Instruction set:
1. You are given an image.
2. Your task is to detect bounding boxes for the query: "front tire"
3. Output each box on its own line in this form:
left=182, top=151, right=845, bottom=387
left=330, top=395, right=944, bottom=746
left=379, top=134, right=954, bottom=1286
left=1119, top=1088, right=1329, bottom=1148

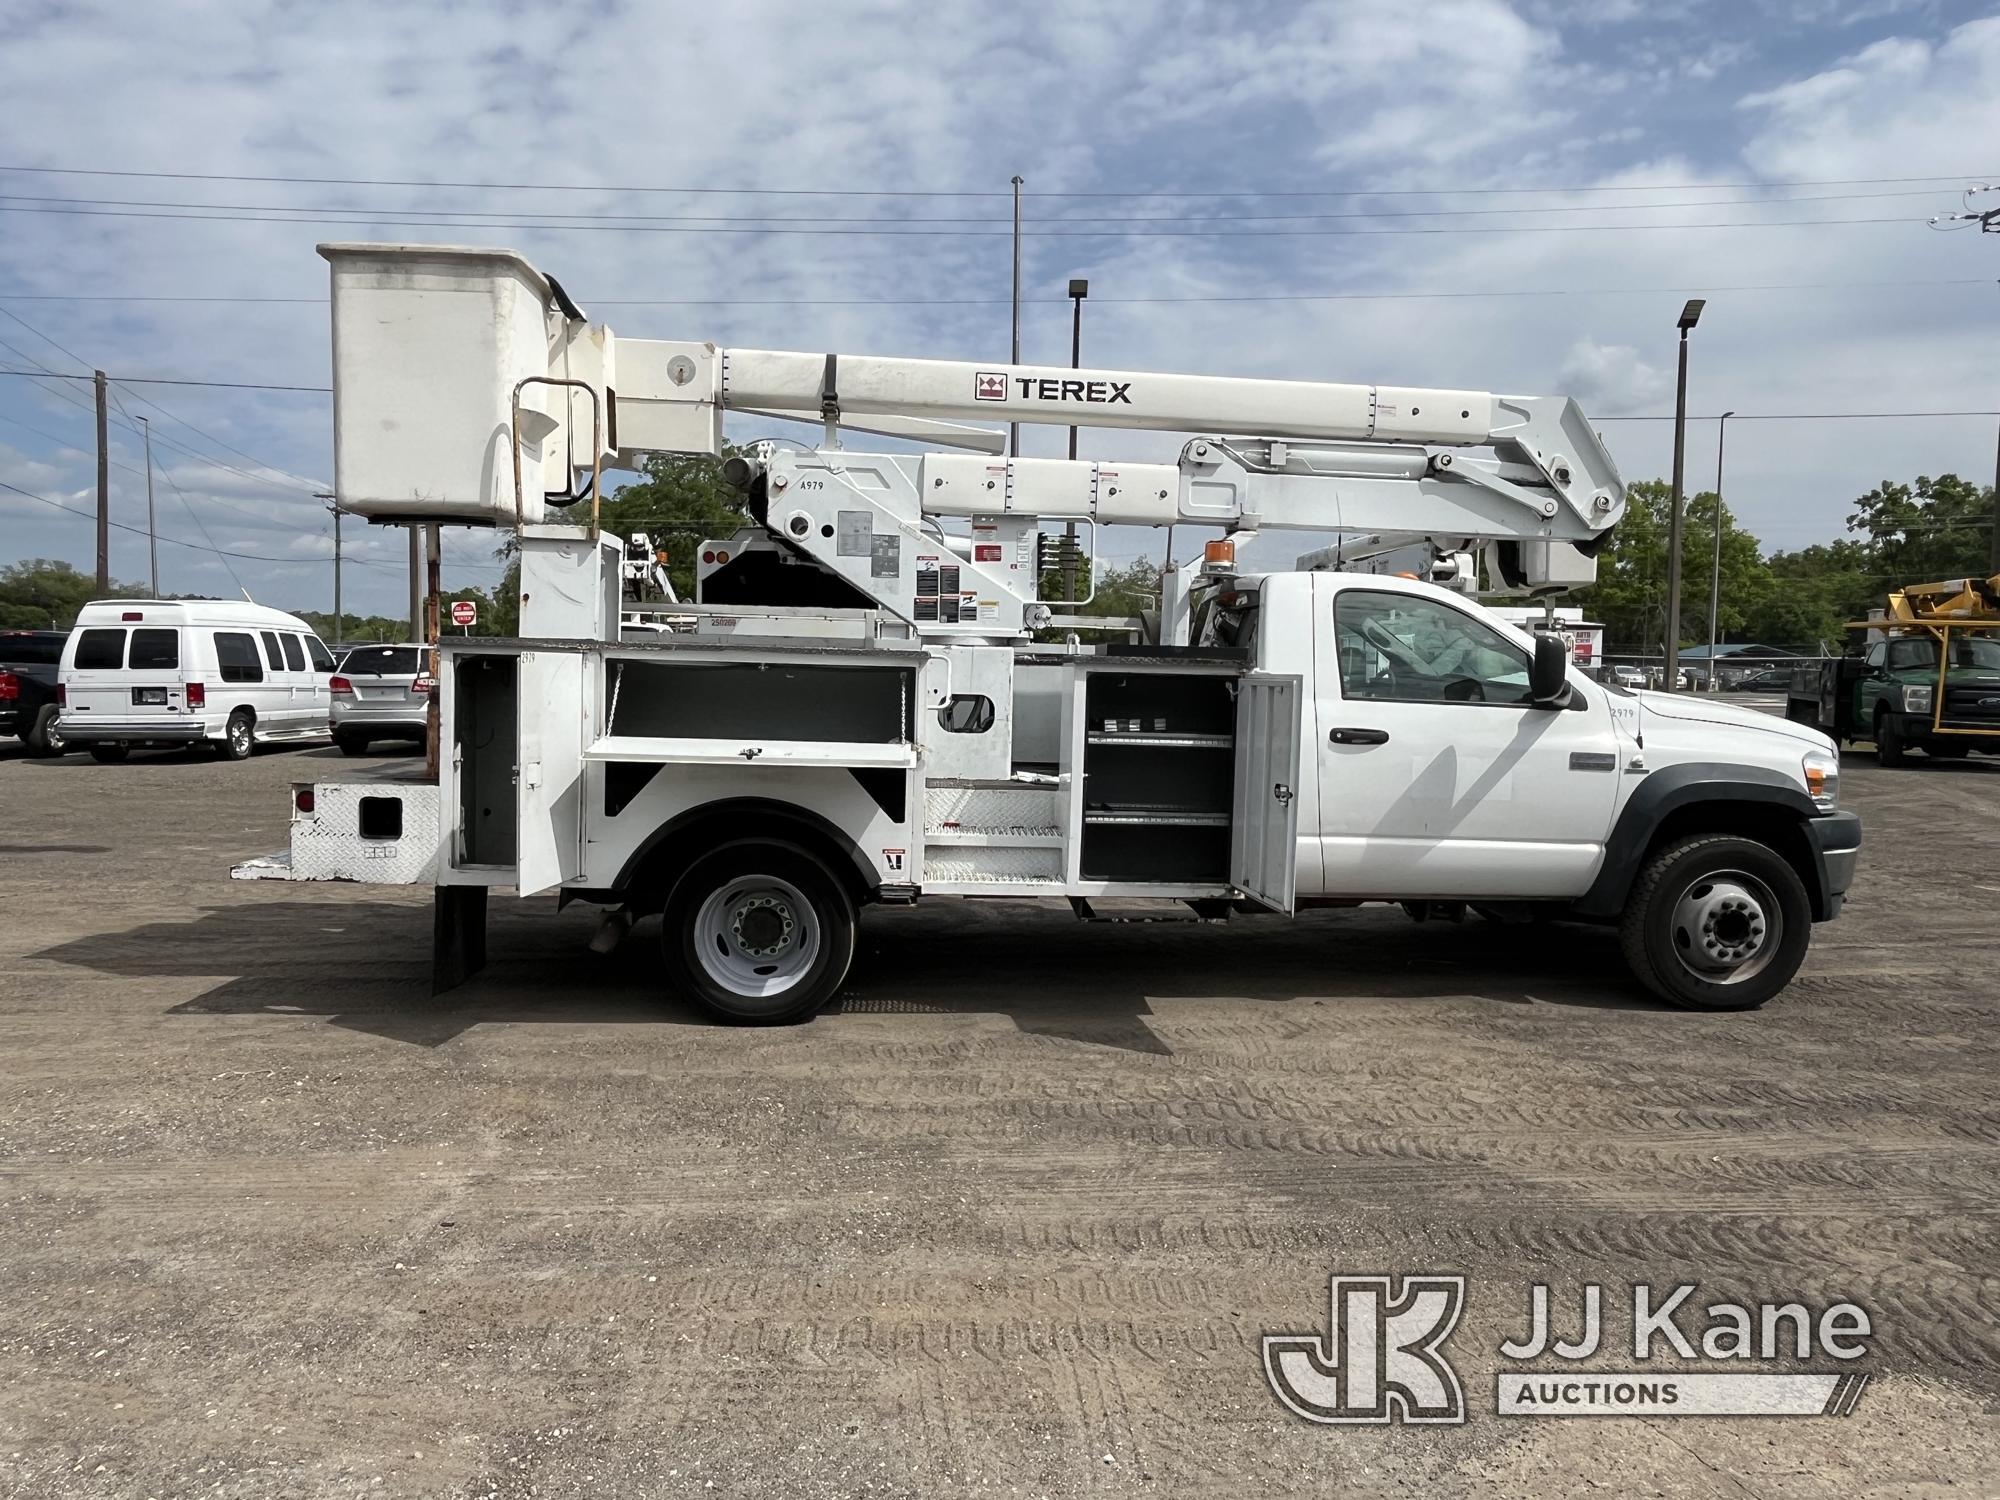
left=24, top=703, right=66, bottom=756
left=660, top=840, right=857, bottom=1024
left=220, top=710, right=255, bottom=761
left=1620, top=834, right=1813, bottom=1011
left=1874, top=709, right=1907, bottom=767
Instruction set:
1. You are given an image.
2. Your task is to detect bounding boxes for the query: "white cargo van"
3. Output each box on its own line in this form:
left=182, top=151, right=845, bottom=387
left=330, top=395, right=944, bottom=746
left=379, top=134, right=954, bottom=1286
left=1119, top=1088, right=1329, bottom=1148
left=58, top=600, right=337, bottom=761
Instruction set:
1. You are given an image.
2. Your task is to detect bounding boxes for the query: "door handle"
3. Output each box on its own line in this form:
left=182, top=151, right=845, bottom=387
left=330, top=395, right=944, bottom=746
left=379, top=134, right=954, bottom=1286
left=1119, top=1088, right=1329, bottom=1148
left=1329, top=726, right=1390, bottom=745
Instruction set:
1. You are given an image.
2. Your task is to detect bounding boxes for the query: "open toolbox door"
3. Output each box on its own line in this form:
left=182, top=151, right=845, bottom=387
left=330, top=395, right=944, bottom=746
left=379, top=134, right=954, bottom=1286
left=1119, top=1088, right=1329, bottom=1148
left=1231, top=673, right=1302, bottom=913
left=516, top=650, right=588, bottom=895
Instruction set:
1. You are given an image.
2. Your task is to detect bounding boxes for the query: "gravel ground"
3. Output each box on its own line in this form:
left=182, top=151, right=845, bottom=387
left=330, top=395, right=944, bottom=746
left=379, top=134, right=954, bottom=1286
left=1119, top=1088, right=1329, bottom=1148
left=1, top=736, right=1996, bottom=1498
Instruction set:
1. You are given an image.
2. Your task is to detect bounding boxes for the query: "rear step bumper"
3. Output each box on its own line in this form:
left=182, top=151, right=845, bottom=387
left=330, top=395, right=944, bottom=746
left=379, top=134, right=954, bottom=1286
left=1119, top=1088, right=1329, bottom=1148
left=58, top=717, right=209, bottom=744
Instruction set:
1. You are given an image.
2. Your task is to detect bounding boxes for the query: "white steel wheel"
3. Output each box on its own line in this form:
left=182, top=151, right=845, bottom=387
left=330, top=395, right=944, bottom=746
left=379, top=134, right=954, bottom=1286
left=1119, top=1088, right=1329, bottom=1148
left=1666, top=869, right=1781, bottom=986
left=662, top=841, right=857, bottom=1024
left=693, top=875, right=823, bottom=998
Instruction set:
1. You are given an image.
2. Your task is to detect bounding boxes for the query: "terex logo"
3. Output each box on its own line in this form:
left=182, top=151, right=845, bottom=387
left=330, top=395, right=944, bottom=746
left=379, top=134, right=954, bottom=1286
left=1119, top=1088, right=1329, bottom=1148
left=1015, top=376, right=1133, bottom=405
left=1264, top=1275, right=1466, bottom=1425
left=973, top=371, right=1008, bottom=401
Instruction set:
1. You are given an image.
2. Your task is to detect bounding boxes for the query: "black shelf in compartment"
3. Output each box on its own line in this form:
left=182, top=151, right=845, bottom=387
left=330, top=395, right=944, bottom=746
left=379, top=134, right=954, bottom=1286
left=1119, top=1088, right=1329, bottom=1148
left=1085, top=732, right=1232, bottom=749
left=1084, top=671, right=1235, bottom=742
left=1080, top=822, right=1231, bottom=883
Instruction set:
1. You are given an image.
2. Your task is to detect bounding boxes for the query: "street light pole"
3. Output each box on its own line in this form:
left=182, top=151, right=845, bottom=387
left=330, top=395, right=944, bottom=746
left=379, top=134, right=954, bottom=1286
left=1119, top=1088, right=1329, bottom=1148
left=1008, top=175, right=1023, bottom=460
left=1063, top=278, right=1088, bottom=602
left=1662, top=298, right=1705, bottom=693
left=1705, top=410, right=1734, bottom=692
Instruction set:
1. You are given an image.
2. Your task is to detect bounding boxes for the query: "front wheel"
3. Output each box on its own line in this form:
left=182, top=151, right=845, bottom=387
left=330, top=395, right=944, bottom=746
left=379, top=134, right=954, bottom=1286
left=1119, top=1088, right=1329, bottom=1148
left=1874, top=710, right=1907, bottom=767
left=1620, top=835, right=1813, bottom=1011
left=661, top=840, right=857, bottom=1024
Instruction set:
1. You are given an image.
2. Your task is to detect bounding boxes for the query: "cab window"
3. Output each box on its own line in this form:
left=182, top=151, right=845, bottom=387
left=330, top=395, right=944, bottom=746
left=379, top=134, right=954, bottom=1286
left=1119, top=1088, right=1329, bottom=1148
left=304, top=636, right=336, bottom=672
left=1335, top=591, right=1531, bottom=704
left=1863, top=642, right=1886, bottom=670
left=1886, top=639, right=1938, bottom=672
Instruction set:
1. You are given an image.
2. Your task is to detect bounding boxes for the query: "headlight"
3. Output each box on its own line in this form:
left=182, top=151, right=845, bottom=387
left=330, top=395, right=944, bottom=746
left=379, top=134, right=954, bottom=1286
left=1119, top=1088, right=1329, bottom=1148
left=1802, top=748, right=1839, bottom=812
left=1901, top=684, right=1933, bottom=714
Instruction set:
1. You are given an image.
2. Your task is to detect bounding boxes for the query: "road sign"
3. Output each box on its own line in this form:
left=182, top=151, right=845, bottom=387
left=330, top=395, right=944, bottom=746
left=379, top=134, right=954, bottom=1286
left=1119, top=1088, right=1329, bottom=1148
left=450, top=599, right=477, bottom=628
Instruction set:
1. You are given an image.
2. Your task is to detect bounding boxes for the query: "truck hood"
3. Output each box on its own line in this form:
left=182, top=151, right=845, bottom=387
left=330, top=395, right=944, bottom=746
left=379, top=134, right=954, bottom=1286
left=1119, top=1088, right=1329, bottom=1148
left=1632, top=689, right=1830, bottom=750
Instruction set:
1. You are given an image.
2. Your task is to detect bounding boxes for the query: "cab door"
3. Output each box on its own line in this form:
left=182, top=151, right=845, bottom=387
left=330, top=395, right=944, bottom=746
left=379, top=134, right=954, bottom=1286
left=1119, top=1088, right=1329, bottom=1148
left=1231, top=674, right=1302, bottom=912
left=1312, top=583, right=1621, bottom=899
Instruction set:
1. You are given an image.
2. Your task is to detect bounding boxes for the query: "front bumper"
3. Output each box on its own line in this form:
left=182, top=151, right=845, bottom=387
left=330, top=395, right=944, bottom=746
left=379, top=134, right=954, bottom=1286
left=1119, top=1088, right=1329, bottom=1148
left=1808, top=810, right=1862, bottom=920
left=1885, top=712, right=2000, bottom=746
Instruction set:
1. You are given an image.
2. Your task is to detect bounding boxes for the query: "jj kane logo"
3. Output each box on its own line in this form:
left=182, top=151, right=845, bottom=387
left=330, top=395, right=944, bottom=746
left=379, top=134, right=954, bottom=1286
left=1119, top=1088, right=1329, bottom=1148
left=1265, top=1275, right=1874, bottom=1425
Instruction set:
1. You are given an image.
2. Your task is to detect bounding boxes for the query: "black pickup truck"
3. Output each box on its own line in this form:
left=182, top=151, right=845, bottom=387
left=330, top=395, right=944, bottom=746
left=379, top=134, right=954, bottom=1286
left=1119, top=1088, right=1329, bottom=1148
left=0, top=629, right=69, bottom=756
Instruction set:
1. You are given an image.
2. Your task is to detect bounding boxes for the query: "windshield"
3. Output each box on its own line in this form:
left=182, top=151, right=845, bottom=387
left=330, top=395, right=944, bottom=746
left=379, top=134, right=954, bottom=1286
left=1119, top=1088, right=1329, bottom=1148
left=1886, top=635, right=2000, bottom=673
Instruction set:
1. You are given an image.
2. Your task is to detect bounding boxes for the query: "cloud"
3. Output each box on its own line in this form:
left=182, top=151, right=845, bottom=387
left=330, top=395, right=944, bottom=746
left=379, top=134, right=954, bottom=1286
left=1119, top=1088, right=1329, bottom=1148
left=0, top=2, right=1994, bottom=601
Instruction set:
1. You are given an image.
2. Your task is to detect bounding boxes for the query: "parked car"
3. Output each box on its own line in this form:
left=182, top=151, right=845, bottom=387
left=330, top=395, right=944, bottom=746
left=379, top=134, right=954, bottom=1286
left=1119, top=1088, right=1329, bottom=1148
left=58, top=600, right=336, bottom=761
left=1609, top=664, right=1647, bottom=688
left=0, top=628, right=70, bottom=756
left=1732, top=667, right=1794, bottom=693
left=331, top=643, right=432, bottom=754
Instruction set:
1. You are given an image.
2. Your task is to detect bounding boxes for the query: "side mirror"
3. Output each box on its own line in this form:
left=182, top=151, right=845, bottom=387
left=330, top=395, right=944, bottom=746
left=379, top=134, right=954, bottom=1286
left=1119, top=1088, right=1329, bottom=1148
left=1530, top=633, right=1571, bottom=709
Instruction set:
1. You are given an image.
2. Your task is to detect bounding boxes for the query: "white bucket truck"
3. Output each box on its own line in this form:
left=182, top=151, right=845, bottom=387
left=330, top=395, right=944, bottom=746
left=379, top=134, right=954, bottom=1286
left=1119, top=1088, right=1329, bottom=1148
left=234, top=244, right=1858, bottom=1021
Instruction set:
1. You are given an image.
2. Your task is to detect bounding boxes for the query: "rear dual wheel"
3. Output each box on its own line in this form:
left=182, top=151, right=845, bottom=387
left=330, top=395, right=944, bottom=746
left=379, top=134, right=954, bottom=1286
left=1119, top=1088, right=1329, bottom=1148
left=660, top=840, right=856, bottom=1025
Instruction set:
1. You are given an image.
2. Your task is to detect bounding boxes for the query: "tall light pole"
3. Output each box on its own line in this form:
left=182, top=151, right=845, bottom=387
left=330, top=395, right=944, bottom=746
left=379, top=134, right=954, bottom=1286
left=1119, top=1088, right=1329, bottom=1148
left=1008, top=175, right=1023, bottom=460
left=1705, top=410, right=1734, bottom=691
left=137, top=415, right=159, bottom=596
left=1062, top=278, right=1088, bottom=602
left=1662, top=297, right=1705, bottom=693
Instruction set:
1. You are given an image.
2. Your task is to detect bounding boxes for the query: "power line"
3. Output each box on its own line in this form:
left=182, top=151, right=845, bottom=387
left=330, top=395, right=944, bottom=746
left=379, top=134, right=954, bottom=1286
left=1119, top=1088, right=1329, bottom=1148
left=4, top=277, right=1991, bottom=308
left=0, top=367, right=328, bottom=393
left=1598, top=410, right=2000, bottom=421
left=0, top=186, right=1960, bottom=225
left=0, top=202, right=1932, bottom=237
left=3, top=162, right=1991, bottom=197
left=108, top=378, right=326, bottom=490
left=0, top=477, right=334, bottom=565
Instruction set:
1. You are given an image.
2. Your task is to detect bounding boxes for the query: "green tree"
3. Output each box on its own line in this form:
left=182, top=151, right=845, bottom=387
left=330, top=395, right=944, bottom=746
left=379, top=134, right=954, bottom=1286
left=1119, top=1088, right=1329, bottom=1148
left=581, top=449, right=753, bottom=601
left=1844, top=473, right=1993, bottom=586
left=0, top=558, right=147, bottom=629
left=1573, top=480, right=1776, bottom=653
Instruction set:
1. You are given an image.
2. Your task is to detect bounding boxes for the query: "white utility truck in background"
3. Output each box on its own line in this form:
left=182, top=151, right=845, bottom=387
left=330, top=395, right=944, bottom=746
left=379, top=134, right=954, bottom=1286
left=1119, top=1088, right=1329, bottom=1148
left=232, top=243, right=1859, bottom=1020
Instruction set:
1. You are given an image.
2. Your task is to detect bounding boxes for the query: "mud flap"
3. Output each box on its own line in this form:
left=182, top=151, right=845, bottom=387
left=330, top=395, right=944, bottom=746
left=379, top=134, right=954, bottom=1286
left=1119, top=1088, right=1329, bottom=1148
left=433, top=884, right=488, bottom=994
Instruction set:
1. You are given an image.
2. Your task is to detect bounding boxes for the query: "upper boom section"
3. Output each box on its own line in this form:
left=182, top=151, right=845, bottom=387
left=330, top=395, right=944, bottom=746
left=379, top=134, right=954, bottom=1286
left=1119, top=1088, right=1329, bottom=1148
left=318, top=242, right=1623, bottom=543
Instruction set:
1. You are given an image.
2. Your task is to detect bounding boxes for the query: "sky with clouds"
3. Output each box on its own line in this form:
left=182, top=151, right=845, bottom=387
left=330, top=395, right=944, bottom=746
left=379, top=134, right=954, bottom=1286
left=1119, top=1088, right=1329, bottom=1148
left=1, top=0, right=1996, bottom=618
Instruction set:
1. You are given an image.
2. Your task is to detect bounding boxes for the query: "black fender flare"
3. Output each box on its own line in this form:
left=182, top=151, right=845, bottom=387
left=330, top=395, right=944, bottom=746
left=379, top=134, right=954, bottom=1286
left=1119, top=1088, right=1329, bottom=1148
left=1571, top=762, right=1834, bottom=919
left=607, top=795, right=878, bottom=907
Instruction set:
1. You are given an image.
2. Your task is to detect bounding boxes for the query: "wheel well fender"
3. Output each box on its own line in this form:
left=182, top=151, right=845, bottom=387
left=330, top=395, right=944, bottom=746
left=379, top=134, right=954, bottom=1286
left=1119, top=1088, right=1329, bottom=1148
left=1573, top=763, right=1830, bottom=920
left=610, top=797, right=877, bottom=912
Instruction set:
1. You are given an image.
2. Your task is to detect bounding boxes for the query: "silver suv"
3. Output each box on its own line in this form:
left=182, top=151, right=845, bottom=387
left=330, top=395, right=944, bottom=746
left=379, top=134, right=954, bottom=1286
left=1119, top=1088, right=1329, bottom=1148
left=330, top=644, right=431, bottom=755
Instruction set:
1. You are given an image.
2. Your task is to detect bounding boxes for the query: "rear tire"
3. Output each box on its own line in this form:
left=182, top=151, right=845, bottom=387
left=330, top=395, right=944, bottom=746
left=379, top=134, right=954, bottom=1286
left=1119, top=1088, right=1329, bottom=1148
left=220, top=710, right=255, bottom=761
left=24, top=703, right=65, bottom=757
left=660, top=840, right=857, bottom=1024
left=334, top=732, right=369, bottom=757
left=89, top=744, right=128, bottom=763
left=1619, top=834, right=1813, bottom=1012
left=1874, top=709, right=1906, bottom=767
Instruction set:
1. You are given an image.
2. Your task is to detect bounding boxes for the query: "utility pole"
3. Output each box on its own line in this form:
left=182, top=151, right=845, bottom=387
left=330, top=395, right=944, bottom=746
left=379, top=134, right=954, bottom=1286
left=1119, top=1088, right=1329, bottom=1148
left=93, top=369, right=109, bottom=594
left=1990, top=417, right=1999, bottom=576
left=1662, top=299, right=1705, bottom=693
left=1706, top=410, right=1734, bottom=691
left=424, top=523, right=442, bottom=781
left=317, top=492, right=342, bottom=646
left=408, top=527, right=422, bottom=640
left=1063, top=277, right=1088, bottom=602
left=1008, top=175, right=1023, bottom=460
left=137, top=415, right=159, bottom=596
